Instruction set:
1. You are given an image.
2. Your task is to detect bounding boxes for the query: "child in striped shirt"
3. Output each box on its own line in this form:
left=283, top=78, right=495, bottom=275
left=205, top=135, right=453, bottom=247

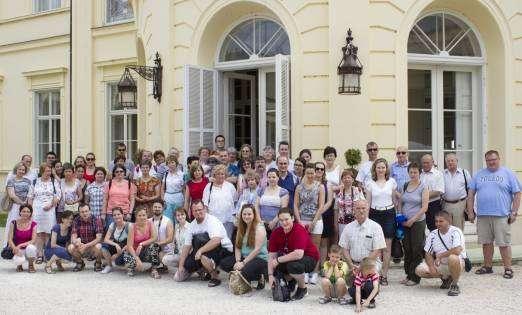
left=349, top=257, right=380, bottom=312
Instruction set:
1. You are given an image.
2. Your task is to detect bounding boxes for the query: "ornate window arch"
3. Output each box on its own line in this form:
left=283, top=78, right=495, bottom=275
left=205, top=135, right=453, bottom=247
left=408, top=12, right=482, bottom=57
left=218, top=17, right=290, bottom=62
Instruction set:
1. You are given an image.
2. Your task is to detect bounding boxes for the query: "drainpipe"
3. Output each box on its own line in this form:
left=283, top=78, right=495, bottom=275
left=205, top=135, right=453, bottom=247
left=69, top=0, right=73, bottom=163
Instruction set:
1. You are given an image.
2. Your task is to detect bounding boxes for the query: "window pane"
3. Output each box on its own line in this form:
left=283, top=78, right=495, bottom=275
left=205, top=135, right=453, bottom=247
left=266, top=72, right=276, bottom=111
left=51, top=119, right=60, bottom=143
left=51, top=91, right=60, bottom=115
left=450, top=32, right=481, bottom=57
left=127, top=140, right=138, bottom=162
left=407, top=31, right=434, bottom=55
left=107, top=0, right=133, bottom=23
left=266, top=111, right=276, bottom=150
left=444, top=15, right=467, bottom=50
left=230, top=20, right=254, bottom=54
left=417, top=14, right=443, bottom=52
left=37, top=92, right=50, bottom=116
left=51, top=142, right=61, bottom=161
left=38, top=120, right=49, bottom=144
left=444, top=111, right=472, bottom=150
left=38, top=144, right=49, bottom=163
left=109, top=84, right=123, bottom=111
left=262, top=31, right=291, bottom=57
left=111, top=115, right=124, bottom=141
left=127, top=114, right=137, bottom=141
left=408, top=111, right=432, bottom=150
left=408, top=70, right=431, bottom=109
left=219, top=37, right=250, bottom=62
left=443, top=72, right=472, bottom=110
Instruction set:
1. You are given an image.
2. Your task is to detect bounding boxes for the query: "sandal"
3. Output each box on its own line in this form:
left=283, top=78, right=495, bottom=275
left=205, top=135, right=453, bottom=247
left=503, top=268, right=514, bottom=279
left=28, top=262, right=36, bottom=273
left=16, top=265, right=23, bottom=272
left=405, top=280, right=418, bottom=286
left=151, top=268, right=161, bottom=279
left=72, top=261, right=85, bottom=272
left=35, top=256, right=44, bottom=264
left=475, top=266, right=493, bottom=275
left=399, top=278, right=409, bottom=285
left=45, top=264, right=55, bottom=274
left=208, top=278, right=221, bottom=287
left=318, top=297, right=332, bottom=304
left=379, top=276, right=388, bottom=286
left=56, top=260, right=65, bottom=272
left=338, top=297, right=350, bottom=305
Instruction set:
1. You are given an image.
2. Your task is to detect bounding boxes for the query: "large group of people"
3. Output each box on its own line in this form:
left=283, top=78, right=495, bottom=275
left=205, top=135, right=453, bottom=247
left=1, top=137, right=520, bottom=310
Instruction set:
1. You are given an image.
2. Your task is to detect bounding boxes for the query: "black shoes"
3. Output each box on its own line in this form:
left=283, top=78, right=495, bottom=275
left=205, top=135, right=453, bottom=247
left=292, top=287, right=307, bottom=300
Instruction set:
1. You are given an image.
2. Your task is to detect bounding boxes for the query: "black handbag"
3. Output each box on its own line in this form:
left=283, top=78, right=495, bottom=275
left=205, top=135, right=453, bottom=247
left=1, top=247, right=14, bottom=259
left=272, top=271, right=291, bottom=302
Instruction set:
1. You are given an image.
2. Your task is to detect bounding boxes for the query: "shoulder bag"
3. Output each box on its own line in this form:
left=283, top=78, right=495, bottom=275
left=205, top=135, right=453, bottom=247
left=437, top=230, right=472, bottom=272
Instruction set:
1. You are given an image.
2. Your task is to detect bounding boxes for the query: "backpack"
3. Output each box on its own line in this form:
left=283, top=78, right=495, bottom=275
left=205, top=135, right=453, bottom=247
left=271, top=271, right=291, bottom=302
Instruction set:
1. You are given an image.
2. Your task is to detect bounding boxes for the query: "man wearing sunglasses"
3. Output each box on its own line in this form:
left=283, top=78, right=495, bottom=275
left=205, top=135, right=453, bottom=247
left=391, top=146, right=410, bottom=193
left=108, top=142, right=135, bottom=177
left=356, top=142, right=379, bottom=188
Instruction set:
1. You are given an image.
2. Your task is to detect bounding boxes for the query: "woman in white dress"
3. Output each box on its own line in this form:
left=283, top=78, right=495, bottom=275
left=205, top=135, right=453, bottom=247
left=29, top=163, right=61, bottom=263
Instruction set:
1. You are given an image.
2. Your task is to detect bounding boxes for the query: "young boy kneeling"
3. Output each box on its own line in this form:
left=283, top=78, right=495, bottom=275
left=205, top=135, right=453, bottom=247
left=319, top=245, right=348, bottom=304
left=349, top=257, right=380, bottom=312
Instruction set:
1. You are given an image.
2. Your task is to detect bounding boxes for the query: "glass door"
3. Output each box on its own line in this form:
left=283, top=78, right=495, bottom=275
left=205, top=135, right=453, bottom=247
left=223, top=73, right=256, bottom=149
left=258, top=68, right=276, bottom=150
left=408, top=66, right=479, bottom=171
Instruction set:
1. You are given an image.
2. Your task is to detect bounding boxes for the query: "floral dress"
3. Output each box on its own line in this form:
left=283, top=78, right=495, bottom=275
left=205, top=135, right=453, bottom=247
left=134, top=177, right=161, bottom=217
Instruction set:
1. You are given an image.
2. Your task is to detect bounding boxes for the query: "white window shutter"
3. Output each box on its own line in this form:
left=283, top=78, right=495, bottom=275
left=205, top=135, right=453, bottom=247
left=275, top=54, right=290, bottom=145
left=184, top=65, right=218, bottom=156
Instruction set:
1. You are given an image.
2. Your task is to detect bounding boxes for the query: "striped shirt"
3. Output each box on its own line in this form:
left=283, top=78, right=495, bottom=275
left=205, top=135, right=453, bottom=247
left=424, top=226, right=466, bottom=259
left=354, top=272, right=379, bottom=287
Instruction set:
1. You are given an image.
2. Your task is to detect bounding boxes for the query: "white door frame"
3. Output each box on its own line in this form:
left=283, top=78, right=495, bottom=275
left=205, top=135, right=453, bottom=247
left=223, top=72, right=256, bottom=148
left=407, top=64, right=483, bottom=171
left=258, top=66, right=275, bottom=150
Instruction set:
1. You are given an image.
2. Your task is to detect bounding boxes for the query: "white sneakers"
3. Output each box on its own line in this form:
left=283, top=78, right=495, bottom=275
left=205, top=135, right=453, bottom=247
left=101, top=265, right=112, bottom=274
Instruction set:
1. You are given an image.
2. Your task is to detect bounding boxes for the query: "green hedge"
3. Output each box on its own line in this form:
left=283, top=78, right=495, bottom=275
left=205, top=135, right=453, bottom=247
left=0, top=212, right=7, bottom=227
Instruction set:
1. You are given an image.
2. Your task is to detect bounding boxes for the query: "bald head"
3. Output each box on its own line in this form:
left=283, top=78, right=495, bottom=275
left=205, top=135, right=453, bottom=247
left=421, top=154, right=434, bottom=172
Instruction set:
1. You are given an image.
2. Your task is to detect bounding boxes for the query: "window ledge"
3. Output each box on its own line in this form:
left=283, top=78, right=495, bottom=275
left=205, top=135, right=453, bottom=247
left=0, top=7, right=69, bottom=26
left=23, top=67, right=68, bottom=78
left=92, top=20, right=136, bottom=38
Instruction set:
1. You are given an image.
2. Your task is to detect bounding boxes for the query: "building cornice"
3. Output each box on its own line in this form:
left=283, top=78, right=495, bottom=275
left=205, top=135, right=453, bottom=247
left=0, top=7, right=69, bottom=26
left=0, top=34, right=69, bottom=54
left=91, top=21, right=136, bottom=38
left=22, top=67, right=68, bottom=77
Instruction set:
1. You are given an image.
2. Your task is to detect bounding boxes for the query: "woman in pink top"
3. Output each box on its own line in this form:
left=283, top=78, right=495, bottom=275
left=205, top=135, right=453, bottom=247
left=6, top=205, right=38, bottom=273
left=102, top=166, right=136, bottom=227
left=123, top=207, right=160, bottom=278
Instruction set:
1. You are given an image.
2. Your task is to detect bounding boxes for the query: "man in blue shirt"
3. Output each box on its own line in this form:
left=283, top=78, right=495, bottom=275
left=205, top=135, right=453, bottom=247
left=277, top=156, right=299, bottom=210
left=467, top=150, right=521, bottom=279
left=390, top=146, right=410, bottom=192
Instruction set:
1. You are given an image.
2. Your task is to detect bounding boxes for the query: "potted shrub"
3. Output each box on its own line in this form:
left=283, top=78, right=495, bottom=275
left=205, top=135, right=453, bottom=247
left=344, top=148, right=362, bottom=169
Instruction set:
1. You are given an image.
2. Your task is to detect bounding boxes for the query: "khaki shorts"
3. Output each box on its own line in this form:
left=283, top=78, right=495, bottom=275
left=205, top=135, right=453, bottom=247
left=417, top=259, right=464, bottom=278
left=477, top=216, right=511, bottom=246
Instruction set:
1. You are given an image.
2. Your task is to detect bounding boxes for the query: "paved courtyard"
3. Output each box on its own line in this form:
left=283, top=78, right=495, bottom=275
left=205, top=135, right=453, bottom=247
left=1, top=258, right=521, bottom=314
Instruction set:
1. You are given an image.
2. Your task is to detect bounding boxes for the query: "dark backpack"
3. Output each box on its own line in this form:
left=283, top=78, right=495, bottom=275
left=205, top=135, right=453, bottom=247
left=271, top=271, right=291, bottom=302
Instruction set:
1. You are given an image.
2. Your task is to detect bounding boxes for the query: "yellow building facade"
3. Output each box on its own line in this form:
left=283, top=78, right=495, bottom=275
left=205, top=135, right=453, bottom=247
left=1, top=0, right=522, bottom=183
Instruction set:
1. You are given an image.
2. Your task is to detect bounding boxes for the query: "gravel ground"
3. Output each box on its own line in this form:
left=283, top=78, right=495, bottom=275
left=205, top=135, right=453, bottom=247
left=1, top=260, right=521, bottom=314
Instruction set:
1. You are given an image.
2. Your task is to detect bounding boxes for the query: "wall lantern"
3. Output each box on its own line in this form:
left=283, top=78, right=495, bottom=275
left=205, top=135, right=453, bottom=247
left=117, top=52, right=163, bottom=108
left=337, top=29, right=363, bottom=95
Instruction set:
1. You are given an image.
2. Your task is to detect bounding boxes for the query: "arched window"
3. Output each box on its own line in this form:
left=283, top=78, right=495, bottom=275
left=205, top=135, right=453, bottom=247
left=219, top=18, right=290, bottom=62
left=408, top=13, right=481, bottom=57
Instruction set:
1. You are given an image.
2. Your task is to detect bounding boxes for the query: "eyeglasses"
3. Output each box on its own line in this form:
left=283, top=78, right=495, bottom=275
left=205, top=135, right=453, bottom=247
left=117, top=149, right=125, bottom=152
left=315, top=168, right=325, bottom=171
left=367, top=148, right=378, bottom=152
left=86, top=158, right=95, bottom=161
left=114, top=170, right=124, bottom=174
left=294, top=164, right=303, bottom=168
left=396, top=151, right=407, bottom=155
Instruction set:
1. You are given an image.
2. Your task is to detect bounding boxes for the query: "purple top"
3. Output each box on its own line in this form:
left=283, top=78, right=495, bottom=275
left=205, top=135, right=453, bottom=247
left=13, top=221, right=36, bottom=247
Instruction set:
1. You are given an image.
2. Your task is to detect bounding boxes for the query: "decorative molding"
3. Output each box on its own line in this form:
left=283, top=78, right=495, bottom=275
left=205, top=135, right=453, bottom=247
left=173, top=22, right=195, bottom=30
left=369, top=50, right=395, bottom=54
left=303, top=124, right=329, bottom=127
left=368, top=0, right=405, bottom=14
left=0, top=34, right=69, bottom=53
left=22, top=67, right=68, bottom=77
left=0, top=7, right=69, bottom=25
left=369, top=25, right=397, bottom=33
left=93, top=57, right=137, bottom=67
left=371, top=123, right=396, bottom=126
left=300, top=25, right=328, bottom=35
left=370, top=98, right=396, bottom=102
left=508, top=12, right=522, bottom=22
left=293, top=1, right=329, bottom=16
left=303, top=74, right=329, bottom=78
left=303, top=99, right=329, bottom=104
left=303, top=50, right=328, bottom=55
left=370, top=74, right=395, bottom=78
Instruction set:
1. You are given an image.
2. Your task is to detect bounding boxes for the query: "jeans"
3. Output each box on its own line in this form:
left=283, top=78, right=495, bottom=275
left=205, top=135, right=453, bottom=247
left=402, top=220, right=426, bottom=283
left=220, top=256, right=268, bottom=282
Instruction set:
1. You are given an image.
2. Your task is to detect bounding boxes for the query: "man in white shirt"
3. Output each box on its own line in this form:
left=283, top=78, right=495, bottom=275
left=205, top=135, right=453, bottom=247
left=415, top=210, right=466, bottom=297
left=134, top=150, right=157, bottom=180
left=356, top=142, right=379, bottom=188
left=442, top=153, right=471, bottom=231
left=338, top=200, right=386, bottom=278
left=175, top=200, right=233, bottom=287
left=420, top=154, right=445, bottom=231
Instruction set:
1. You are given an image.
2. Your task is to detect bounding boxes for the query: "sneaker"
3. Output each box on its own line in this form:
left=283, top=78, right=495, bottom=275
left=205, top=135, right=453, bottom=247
left=448, top=284, right=460, bottom=296
left=94, top=261, right=103, bottom=272
left=101, top=265, right=112, bottom=274
left=304, top=273, right=310, bottom=284
left=208, top=278, right=222, bottom=287
left=256, top=275, right=265, bottom=290
left=318, top=296, right=332, bottom=304
left=292, top=287, right=308, bottom=300
left=310, top=272, right=319, bottom=285
left=440, top=276, right=452, bottom=289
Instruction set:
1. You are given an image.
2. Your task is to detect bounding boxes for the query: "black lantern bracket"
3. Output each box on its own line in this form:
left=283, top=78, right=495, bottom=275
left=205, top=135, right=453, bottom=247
left=337, top=29, right=363, bottom=95
left=122, top=51, right=163, bottom=103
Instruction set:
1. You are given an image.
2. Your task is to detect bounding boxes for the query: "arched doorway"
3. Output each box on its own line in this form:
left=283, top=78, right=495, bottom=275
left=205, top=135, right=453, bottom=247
left=184, top=16, right=291, bottom=154
left=407, top=12, right=484, bottom=170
